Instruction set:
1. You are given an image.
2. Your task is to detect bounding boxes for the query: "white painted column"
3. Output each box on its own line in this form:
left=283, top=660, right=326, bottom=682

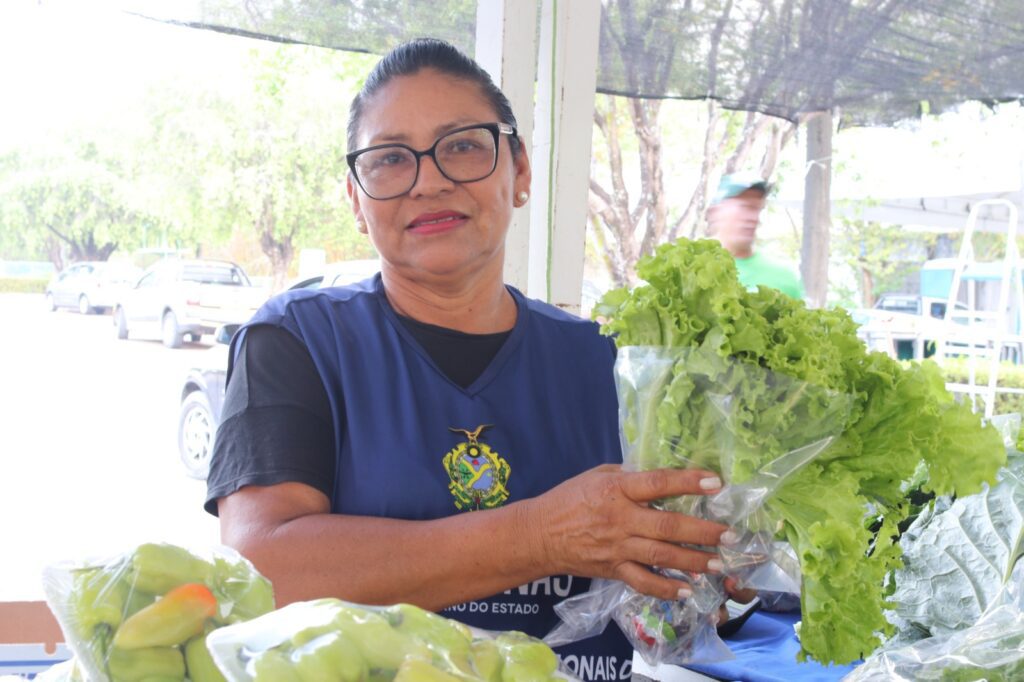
left=528, top=0, right=601, bottom=313
left=475, top=0, right=539, bottom=293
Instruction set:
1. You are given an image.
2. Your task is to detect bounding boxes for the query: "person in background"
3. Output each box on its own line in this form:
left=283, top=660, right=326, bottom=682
left=707, top=172, right=804, bottom=299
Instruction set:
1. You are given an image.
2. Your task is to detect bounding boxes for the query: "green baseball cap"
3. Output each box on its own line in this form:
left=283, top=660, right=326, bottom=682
left=711, top=172, right=770, bottom=206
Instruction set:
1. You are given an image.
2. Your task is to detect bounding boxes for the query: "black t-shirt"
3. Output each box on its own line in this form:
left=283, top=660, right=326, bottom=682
left=205, top=318, right=510, bottom=514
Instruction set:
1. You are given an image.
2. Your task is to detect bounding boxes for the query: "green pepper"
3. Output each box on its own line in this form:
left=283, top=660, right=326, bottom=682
left=130, top=544, right=215, bottom=594
left=83, top=621, right=115, bottom=676
left=113, top=583, right=217, bottom=649
left=330, top=607, right=431, bottom=672
left=124, top=587, right=158, bottom=620
left=393, top=658, right=464, bottom=682
left=184, top=628, right=227, bottom=682
left=292, top=631, right=368, bottom=682
left=211, top=556, right=274, bottom=623
left=71, top=568, right=128, bottom=634
left=389, top=603, right=473, bottom=675
left=470, top=640, right=503, bottom=682
left=106, top=645, right=185, bottom=682
left=495, top=632, right=557, bottom=682
left=251, top=648, right=301, bottom=682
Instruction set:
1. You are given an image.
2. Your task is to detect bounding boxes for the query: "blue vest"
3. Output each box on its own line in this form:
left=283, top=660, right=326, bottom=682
left=242, top=274, right=633, bottom=679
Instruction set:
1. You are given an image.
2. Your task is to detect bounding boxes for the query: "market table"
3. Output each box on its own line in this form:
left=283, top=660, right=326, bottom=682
left=632, top=611, right=859, bottom=682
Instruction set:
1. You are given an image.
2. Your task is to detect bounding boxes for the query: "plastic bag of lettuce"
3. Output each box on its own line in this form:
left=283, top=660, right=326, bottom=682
left=548, top=345, right=856, bottom=666
left=578, top=239, right=1006, bottom=665
left=206, top=598, right=578, bottom=682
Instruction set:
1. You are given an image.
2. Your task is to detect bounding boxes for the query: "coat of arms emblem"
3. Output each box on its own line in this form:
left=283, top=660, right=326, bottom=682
left=443, top=424, right=511, bottom=511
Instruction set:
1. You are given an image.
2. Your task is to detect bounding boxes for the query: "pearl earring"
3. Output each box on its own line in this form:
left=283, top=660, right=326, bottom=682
left=516, top=191, right=529, bottom=205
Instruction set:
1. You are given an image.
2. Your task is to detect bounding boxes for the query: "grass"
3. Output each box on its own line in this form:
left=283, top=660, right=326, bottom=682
left=0, top=277, right=48, bottom=294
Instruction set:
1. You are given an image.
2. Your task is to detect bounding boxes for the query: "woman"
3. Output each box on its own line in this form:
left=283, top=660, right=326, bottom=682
left=206, top=38, right=735, bottom=676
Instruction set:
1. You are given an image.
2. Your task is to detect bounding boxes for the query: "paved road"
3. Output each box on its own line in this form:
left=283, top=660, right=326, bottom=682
left=0, top=294, right=221, bottom=601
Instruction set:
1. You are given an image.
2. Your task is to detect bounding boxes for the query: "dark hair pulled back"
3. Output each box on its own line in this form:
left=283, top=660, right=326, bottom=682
left=347, top=38, right=521, bottom=157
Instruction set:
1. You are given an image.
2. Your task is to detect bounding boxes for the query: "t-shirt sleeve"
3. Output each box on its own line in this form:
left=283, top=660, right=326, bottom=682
left=204, top=324, right=337, bottom=516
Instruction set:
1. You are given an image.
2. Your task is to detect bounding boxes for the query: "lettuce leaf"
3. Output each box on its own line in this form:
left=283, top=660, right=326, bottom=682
left=595, top=238, right=1006, bottom=663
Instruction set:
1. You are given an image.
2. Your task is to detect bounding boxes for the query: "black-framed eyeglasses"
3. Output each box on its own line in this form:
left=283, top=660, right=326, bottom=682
left=346, top=122, right=517, bottom=200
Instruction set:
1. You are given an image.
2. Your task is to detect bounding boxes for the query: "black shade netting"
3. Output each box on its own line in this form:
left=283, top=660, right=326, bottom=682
left=121, top=0, right=1024, bottom=126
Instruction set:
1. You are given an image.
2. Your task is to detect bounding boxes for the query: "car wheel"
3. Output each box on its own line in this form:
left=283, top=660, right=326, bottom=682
left=178, top=391, right=215, bottom=479
left=114, top=307, right=129, bottom=340
left=78, top=294, right=93, bottom=315
left=162, top=311, right=183, bottom=348
left=45, top=293, right=56, bottom=312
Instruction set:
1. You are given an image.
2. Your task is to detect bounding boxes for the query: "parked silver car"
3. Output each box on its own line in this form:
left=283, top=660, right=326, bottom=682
left=45, top=261, right=141, bottom=314
left=114, top=258, right=268, bottom=348
left=177, top=260, right=380, bottom=478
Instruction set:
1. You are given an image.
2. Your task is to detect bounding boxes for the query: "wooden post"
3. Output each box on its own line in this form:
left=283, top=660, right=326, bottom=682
left=801, top=111, right=833, bottom=308
left=475, top=0, right=539, bottom=293
left=528, top=0, right=601, bottom=312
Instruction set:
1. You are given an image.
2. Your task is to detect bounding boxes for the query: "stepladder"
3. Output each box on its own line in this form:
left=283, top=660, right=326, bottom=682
left=934, top=199, right=1022, bottom=419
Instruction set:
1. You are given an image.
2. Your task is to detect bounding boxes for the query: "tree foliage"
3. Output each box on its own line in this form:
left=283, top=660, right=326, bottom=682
left=0, top=35, right=376, bottom=285
left=196, top=0, right=476, bottom=54
left=0, top=140, right=159, bottom=268
left=831, top=216, right=935, bottom=307
left=209, top=45, right=375, bottom=291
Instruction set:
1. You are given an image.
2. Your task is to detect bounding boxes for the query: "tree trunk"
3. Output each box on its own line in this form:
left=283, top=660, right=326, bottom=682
left=45, top=236, right=65, bottom=272
left=45, top=223, right=117, bottom=263
left=675, top=100, right=724, bottom=241
left=723, top=112, right=772, bottom=175
left=861, top=267, right=874, bottom=307
left=801, top=111, right=832, bottom=308
left=255, top=194, right=293, bottom=293
left=760, top=119, right=797, bottom=178
left=631, top=98, right=668, bottom=259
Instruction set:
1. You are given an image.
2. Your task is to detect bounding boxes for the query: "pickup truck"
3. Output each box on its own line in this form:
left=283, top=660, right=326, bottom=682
left=113, top=259, right=269, bottom=348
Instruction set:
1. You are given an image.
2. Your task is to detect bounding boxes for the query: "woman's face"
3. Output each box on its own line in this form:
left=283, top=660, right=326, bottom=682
left=347, top=69, right=531, bottom=283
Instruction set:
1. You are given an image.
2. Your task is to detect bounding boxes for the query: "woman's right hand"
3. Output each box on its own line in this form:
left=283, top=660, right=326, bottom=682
left=521, top=463, right=730, bottom=601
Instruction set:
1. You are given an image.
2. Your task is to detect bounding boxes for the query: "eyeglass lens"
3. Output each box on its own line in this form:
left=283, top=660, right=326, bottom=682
left=354, top=127, right=498, bottom=199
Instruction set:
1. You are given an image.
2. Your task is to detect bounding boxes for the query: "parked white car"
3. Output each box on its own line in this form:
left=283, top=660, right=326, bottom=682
left=286, top=258, right=381, bottom=290
left=45, top=261, right=142, bottom=314
left=113, top=259, right=269, bottom=348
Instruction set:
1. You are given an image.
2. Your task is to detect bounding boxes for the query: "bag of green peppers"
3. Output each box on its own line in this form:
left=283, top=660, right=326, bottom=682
left=206, top=598, right=581, bottom=682
left=42, top=542, right=275, bottom=682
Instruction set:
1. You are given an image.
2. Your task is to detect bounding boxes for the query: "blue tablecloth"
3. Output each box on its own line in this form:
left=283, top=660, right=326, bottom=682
left=685, top=611, right=860, bottom=682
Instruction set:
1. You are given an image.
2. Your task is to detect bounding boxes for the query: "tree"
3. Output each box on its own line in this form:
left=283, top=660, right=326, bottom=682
left=831, top=215, right=936, bottom=307
left=211, top=45, right=373, bottom=291
left=0, top=142, right=156, bottom=267
left=198, top=0, right=476, bottom=54
left=588, top=95, right=797, bottom=288
left=587, top=0, right=799, bottom=289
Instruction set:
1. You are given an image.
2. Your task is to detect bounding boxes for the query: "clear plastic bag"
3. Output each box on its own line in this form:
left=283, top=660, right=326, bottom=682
left=205, top=598, right=581, bottom=682
left=548, top=346, right=852, bottom=666
left=41, top=542, right=275, bottom=682
left=846, top=581, right=1024, bottom=681
left=33, top=658, right=85, bottom=682
left=988, top=412, right=1022, bottom=449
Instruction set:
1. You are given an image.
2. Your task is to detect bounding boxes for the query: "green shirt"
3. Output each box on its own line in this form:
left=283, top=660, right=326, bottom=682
left=734, top=252, right=804, bottom=299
